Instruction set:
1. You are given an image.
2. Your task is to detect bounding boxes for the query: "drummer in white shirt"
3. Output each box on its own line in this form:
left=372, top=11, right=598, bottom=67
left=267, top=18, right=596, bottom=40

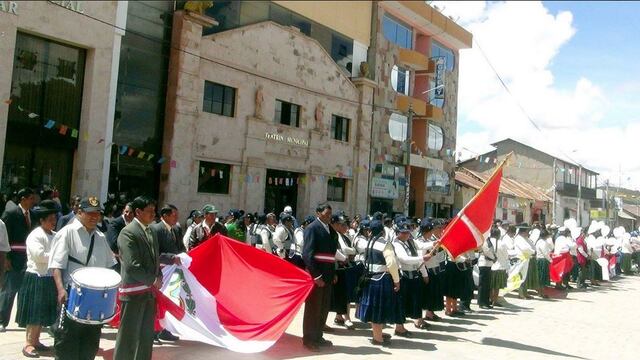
left=48, top=196, right=117, bottom=360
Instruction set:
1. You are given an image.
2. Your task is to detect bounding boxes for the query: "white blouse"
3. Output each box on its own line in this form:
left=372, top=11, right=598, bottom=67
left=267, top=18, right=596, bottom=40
left=26, top=226, right=56, bottom=276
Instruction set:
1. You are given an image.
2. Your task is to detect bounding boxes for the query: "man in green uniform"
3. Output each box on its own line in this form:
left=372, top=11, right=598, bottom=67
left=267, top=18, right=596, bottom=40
left=114, top=196, right=160, bottom=360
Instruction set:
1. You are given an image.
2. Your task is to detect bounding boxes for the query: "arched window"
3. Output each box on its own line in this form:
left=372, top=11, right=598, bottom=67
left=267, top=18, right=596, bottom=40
left=388, top=113, right=408, bottom=142
left=427, top=124, right=444, bottom=151
left=427, top=170, right=450, bottom=194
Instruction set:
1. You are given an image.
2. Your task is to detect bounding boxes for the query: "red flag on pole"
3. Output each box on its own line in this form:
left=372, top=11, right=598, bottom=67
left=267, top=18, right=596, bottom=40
left=439, top=156, right=508, bottom=259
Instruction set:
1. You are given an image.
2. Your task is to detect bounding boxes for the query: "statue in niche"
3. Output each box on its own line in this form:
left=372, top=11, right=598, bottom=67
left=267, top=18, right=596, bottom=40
left=254, top=85, right=264, bottom=120
left=359, top=61, right=370, bottom=78
left=314, top=102, right=325, bottom=131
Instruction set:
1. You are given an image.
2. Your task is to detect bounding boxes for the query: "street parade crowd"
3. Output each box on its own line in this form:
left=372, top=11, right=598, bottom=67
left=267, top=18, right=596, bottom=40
left=1, top=187, right=640, bottom=358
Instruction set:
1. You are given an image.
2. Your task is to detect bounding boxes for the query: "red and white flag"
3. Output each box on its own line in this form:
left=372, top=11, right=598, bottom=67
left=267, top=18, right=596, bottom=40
left=439, top=161, right=505, bottom=259
left=156, top=234, right=314, bottom=353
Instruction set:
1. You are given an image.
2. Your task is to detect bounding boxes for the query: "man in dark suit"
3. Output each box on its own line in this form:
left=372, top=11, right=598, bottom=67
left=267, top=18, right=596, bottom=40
left=149, top=204, right=184, bottom=343
left=114, top=196, right=160, bottom=360
left=55, top=195, right=81, bottom=231
left=0, top=188, right=36, bottom=331
left=106, top=202, right=134, bottom=254
left=301, top=203, right=338, bottom=351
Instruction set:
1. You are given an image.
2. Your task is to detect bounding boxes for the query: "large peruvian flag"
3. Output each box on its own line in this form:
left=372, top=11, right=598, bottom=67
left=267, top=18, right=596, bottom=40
left=439, top=163, right=505, bottom=259
left=155, top=234, right=314, bottom=353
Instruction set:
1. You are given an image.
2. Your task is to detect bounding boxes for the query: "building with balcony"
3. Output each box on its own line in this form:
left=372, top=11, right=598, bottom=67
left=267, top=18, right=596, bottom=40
left=460, top=138, right=599, bottom=226
left=366, top=1, right=472, bottom=217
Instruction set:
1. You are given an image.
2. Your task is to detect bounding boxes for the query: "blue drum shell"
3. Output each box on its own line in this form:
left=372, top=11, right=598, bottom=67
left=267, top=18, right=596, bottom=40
left=66, top=283, right=118, bottom=325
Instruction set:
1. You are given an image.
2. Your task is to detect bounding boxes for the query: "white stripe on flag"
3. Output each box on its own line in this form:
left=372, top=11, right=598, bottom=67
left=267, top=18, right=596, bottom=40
left=460, top=213, right=485, bottom=247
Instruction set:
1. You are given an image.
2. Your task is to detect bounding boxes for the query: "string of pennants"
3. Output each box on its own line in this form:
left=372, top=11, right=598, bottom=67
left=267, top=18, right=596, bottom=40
left=5, top=99, right=176, bottom=167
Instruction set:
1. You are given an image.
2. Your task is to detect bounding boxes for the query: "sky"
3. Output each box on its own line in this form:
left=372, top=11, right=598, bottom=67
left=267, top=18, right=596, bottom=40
left=432, top=1, right=640, bottom=191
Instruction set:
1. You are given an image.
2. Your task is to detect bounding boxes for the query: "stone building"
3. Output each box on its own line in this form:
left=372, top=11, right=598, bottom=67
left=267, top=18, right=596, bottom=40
left=0, top=1, right=128, bottom=201
left=366, top=1, right=472, bottom=217
left=460, top=138, right=599, bottom=226
left=160, top=3, right=375, bottom=218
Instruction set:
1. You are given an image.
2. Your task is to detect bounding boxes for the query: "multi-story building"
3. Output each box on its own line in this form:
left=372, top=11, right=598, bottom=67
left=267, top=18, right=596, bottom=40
left=366, top=1, right=472, bottom=217
left=460, top=138, right=599, bottom=226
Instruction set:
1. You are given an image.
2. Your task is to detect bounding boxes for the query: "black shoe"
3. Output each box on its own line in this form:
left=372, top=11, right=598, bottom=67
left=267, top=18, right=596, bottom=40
left=394, top=330, right=412, bottom=338
left=318, top=338, right=333, bottom=347
left=158, top=330, right=180, bottom=341
left=153, top=335, right=163, bottom=345
left=382, top=333, right=391, bottom=340
left=479, top=305, right=493, bottom=309
left=370, top=338, right=389, bottom=346
left=22, top=346, right=39, bottom=358
left=34, top=343, right=52, bottom=352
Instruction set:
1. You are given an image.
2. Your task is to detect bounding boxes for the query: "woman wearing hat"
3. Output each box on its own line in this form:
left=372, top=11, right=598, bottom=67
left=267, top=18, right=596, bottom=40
left=392, top=221, right=429, bottom=330
left=414, top=219, right=445, bottom=321
left=356, top=220, right=406, bottom=345
left=330, top=214, right=357, bottom=329
left=16, top=200, right=58, bottom=358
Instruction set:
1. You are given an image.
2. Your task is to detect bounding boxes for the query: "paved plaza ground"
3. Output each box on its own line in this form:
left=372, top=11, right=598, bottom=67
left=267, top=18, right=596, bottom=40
left=1, top=275, right=639, bottom=360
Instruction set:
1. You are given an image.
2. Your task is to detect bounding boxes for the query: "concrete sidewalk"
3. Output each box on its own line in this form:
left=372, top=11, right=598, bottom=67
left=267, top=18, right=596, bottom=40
left=1, top=276, right=639, bottom=359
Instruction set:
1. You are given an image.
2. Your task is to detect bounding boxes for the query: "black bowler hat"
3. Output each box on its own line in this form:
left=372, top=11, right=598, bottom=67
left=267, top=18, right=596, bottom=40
left=34, top=200, right=58, bottom=218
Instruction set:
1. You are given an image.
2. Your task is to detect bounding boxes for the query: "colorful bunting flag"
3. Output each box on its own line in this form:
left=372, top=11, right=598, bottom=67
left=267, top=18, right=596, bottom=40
left=44, top=120, right=55, bottom=129
left=119, top=145, right=128, bottom=155
left=147, top=154, right=154, bottom=161
left=59, top=125, right=68, bottom=135
left=128, top=148, right=135, bottom=156
left=157, top=157, right=166, bottom=164
left=137, top=151, right=146, bottom=159
left=70, top=129, right=78, bottom=138
left=170, top=160, right=177, bottom=169
left=28, top=113, right=38, bottom=118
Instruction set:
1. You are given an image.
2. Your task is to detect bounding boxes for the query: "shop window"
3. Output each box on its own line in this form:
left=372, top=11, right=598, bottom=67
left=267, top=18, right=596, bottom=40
left=198, top=161, right=231, bottom=194
left=427, top=170, right=450, bottom=194
left=327, top=177, right=346, bottom=202
left=331, top=115, right=350, bottom=142
left=391, top=65, right=410, bottom=95
left=431, top=40, right=455, bottom=71
left=275, top=99, right=300, bottom=127
left=203, top=81, right=235, bottom=117
left=382, top=13, right=412, bottom=49
left=428, top=123, right=444, bottom=151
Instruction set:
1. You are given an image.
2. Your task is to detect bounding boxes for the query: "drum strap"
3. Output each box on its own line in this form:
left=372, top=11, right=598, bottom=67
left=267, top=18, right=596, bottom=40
left=68, top=234, right=95, bottom=266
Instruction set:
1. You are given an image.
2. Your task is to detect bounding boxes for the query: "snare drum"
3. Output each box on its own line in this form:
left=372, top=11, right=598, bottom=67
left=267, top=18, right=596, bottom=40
left=66, top=267, right=121, bottom=325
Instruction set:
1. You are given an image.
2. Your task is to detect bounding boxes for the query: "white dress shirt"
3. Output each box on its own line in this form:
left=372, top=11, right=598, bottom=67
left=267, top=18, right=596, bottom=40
left=26, top=227, right=56, bottom=276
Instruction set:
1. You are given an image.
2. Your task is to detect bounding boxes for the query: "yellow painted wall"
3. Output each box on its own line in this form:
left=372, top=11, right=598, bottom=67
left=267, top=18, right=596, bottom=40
left=274, top=1, right=372, bottom=45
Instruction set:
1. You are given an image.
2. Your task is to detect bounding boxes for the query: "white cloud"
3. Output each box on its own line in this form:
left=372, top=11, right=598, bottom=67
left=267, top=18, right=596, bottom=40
left=433, top=1, right=640, bottom=190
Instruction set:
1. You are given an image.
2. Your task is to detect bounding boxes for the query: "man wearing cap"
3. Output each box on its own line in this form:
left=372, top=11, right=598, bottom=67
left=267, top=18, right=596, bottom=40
left=48, top=196, right=117, bottom=359
left=188, top=205, right=227, bottom=250
left=274, top=212, right=303, bottom=268
left=0, top=188, right=36, bottom=332
left=284, top=205, right=299, bottom=228
left=301, top=203, right=337, bottom=351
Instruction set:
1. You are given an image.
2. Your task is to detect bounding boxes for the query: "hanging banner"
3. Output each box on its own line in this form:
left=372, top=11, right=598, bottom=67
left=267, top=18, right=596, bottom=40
left=434, top=56, right=445, bottom=99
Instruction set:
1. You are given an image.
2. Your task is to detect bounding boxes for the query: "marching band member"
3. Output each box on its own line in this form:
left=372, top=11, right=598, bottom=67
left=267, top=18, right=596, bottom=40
left=274, top=213, right=304, bottom=269
left=392, top=222, right=429, bottom=329
left=356, top=220, right=407, bottom=346
left=415, top=219, right=445, bottom=321
left=330, top=214, right=357, bottom=330
left=48, top=196, right=117, bottom=359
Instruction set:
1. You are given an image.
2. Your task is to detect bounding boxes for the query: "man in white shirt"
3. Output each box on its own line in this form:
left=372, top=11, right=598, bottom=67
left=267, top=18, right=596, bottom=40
left=48, top=196, right=117, bottom=359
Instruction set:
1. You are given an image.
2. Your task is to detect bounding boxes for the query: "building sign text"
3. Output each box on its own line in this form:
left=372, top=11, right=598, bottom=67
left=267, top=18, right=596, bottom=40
left=49, top=1, right=84, bottom=14
left=265, top=132, right=309, bottom=147
left=0, top=1, right=18, bottom=15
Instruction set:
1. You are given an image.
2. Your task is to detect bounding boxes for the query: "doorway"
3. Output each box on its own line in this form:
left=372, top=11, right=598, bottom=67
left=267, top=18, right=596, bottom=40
left=264, top=169, right=300, bottom=215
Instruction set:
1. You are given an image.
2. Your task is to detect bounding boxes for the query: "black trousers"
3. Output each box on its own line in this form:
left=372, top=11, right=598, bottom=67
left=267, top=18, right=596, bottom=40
left=0, top=268, right=24, bottom=326
left=302, top=282, right=333, bottom=345
left=460, top=268, right=474, bottom=308
left=54, top=315, right=102, bottom=360
left=114, top=296, right=156, bottom=360
left=477, top=266, right=492, bottom=306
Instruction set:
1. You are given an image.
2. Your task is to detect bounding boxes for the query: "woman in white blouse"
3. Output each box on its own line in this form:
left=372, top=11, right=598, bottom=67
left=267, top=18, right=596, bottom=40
left=16, top=200, right=59, bottom=358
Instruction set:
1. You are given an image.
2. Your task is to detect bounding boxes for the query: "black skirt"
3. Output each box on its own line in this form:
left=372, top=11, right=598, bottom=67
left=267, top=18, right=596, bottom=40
left=16, top=271, right=57, bottom=327
left=443, top=262, right=467, bottom=298
left=356, top=273, right=404, bottom=324
left=345, top=263, right=365, bottom=303
left=400, top=273, right=423, bottom=319
left=422, top=268, right=445, bottom=311
left=330, top=268, right=349, bottom=314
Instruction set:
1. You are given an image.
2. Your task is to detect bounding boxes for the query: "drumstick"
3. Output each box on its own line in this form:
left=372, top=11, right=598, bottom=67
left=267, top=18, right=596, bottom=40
left=58, top=302, right=66, bottom=331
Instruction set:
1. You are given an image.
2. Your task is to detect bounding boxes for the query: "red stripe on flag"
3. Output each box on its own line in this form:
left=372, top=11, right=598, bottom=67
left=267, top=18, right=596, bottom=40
left=440, top=166, right=504, bottom=259
left=187, top=234, right=313, bottom=342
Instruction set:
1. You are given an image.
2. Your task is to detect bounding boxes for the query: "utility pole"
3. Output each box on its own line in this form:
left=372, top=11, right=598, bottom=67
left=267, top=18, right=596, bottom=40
left=552, top=159, right=557, bottom=225
left=404, top=104, right=414, bottom=217
left=577, top=165, right=582, bottom=226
